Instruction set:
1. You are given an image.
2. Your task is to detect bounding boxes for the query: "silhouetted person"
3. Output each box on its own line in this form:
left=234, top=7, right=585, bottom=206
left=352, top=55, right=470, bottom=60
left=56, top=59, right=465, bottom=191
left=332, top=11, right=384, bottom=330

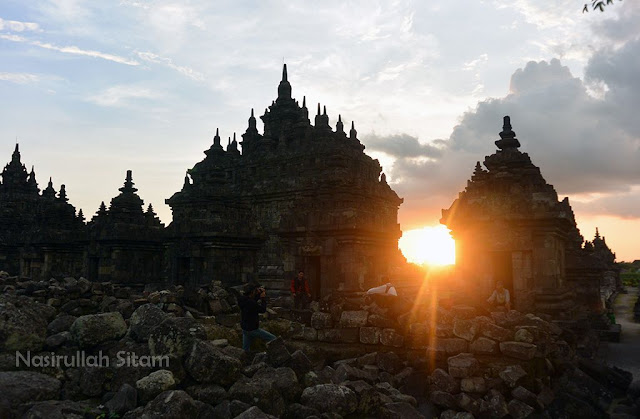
left=237, top=283, right=276, bottom=352
left=487, top=280, right=511, bottom=311
left=291, top=270, right=311, bottom=309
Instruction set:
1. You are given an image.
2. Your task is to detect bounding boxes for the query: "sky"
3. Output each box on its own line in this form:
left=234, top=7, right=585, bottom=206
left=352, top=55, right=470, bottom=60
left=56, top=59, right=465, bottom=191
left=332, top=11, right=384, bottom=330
left=0, top=0, right=638, bottom=261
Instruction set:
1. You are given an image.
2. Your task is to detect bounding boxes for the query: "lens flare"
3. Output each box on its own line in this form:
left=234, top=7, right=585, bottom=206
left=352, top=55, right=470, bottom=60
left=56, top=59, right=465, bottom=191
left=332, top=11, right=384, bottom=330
left=399, top=225, right=455, bottom=266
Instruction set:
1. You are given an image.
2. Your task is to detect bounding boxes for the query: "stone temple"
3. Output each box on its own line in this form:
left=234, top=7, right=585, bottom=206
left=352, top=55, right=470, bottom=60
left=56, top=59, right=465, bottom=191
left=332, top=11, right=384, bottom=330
left=0, top=65, right=405, bottom=297
left=441, top=116, right=619, bottom=318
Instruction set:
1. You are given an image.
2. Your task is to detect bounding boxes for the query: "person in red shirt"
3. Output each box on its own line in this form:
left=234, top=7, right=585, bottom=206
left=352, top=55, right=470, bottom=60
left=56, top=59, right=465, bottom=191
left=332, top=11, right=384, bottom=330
left=291, top=270, right=311, bottom=309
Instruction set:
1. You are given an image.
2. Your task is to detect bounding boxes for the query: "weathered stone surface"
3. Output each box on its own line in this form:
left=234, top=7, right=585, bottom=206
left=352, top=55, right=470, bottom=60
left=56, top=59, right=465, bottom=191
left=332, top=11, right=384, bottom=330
left=333, top=363, right=377, bottom=384
left=453, top=318, right=479, bottom=341
left=148, top=316, right=207, bottom=357
left=300, top=384, right=358, bottom=416
left=430, top=390, right=457, bottom=409
left=484, top=389, right=509, bottom=418
left=514, top=328, right=535, bottom=343
left=460, top=377, right=486, bottom=393
left=537, top=386, right=555, bottom=407
left=482, top=322, right=513, bottom=342
left=377, top=351, right=402, bottom=374
left=254, top=367, right=301, bottom=402
left=381, top=328, right=404, bottom=347
left=266, top=337, right=291, bottom=366
left=138, top=390, right=200, bottom=418
left=229, top=376, right=285, bottom=417
left=433, top=338, right=469, bottom=355
left=46, top=314, right=77, bottom=335
left=310, top=312, right=332, bottom=329
left=499, top=365, right=528, bottom=388
left=69, top=312, right=127, bottom=347
left=184, top=340, right=242, bottom=385
left=357, top=352, right=378, bottom=367
left=105, top=383, right=137, bottom=416
left=451, top=305, right=477, bottom=319
left=378, top=401, right=425, bottom=419
left=500, top=341, right=537, bottom=360
left=469, top=336, right=498, bottom=354
left=136, top=369, right=176, bottom=402
left=0, top=371, right=61, bottom=408
left=289, top=349, right=313, bottom=379
left=512, top=385, right=540, bottom=408
left=234, top=406, right=278, bottom=419
left=340, top=310, right=369, bottom=327
left=360, top=326, right=382, bottom=344
left=185, top=383, right=227, bottom=403
left=429, top=368, right=460, bottom=394
left=447, top=353, right=479, bottom=378
left=317, top=328, right=359, bottom=343
left=368, top=314, right=396, bottom=328
left=0, top=295, right=56, bottom=352
left=507, top=398, right=535, bottom=418
left=22, top=400, right=101, bottom=419
left=282, top=403, right=320, bottom=419
left=127, top=303, right=168, bottom=342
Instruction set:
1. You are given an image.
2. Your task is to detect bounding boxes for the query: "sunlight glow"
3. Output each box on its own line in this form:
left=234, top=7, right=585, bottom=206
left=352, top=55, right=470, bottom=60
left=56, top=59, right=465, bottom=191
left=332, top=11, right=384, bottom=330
left=399, top=225, right=455, bottom=266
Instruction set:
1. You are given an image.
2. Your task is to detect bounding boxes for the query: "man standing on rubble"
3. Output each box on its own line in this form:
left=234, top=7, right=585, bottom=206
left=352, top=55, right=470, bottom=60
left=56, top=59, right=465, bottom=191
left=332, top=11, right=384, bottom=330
left=238, top=282, right=276, bottom=352
left=291, top=270, right=311, bottom=309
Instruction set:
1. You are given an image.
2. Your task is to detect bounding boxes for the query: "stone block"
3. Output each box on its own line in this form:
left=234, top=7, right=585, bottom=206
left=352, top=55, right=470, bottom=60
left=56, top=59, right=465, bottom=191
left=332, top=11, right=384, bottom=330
left=441, top=338, right=469, bottom=355
left=451, top=305, right=477, bottom=319
left=470, top=337, right=499, bottom=355
left=317, top=328, right=358, bottom=343
left=481, top=322, right=513, bottom=342
left=507, top=399, right=534, bottom=419
left=360, top=327, right=381, bottom=344
left=340, top=311, right=369, bottom=328
left=311, top=312, right=332, bottom=329
left=453, top=318, right=479, bottom=342
left=514, top=328, right=534, bottom=343
left=447, top=353, right=478, bottom=379
left=380, top=328, right=404, bottom=347
left=367, top=314, right=396, bottom=328
left=430, top=390, right=457, bottom=409
left=500, top=341, right=537, bottom=360
left=460, top=377, right=486, bottom=393
left=429, top=368, right=460, bottom=394
left=499, top=365, right=527, bottom=388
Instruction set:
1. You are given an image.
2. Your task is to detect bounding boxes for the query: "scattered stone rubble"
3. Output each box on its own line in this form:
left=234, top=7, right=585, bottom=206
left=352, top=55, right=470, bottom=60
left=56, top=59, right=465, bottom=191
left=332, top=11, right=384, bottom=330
left=0, top=271, right=637, bottom=418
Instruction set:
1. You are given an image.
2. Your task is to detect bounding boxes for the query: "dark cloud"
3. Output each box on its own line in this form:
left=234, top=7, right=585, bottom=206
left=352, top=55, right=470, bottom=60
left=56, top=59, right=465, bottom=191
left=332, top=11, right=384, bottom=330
left=377, top=29, right=640, bottom=222
left=363, top=133, right=444, bottom=159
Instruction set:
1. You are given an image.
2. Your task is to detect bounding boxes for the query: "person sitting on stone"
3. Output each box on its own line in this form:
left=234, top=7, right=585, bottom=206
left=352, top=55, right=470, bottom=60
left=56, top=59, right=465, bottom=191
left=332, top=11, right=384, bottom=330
left=290, top=270, right=311, bottom=309
left=487, top=280, right=511, bottom=311
left=237, top=282, right=276, bottom=352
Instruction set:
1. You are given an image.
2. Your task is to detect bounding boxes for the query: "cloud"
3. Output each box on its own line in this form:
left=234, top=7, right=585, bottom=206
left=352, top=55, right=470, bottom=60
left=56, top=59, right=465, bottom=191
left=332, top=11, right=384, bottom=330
left=87, top=85, right=160, bottom=107
left=0, top=17, right=41, bottom=32
left=384, top=43, right=640, bottom=222
left=0, top=72, right=41, bottom=84
left=0, top=34, right=139, bottom=66
left=136, top=51, right=203, bottom=80
left=363, top=133, right=444, bottom=159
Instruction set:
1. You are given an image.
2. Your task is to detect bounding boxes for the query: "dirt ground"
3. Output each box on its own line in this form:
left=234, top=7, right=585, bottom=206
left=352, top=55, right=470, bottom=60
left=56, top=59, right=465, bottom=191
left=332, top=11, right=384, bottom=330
left=599, top=288, right=640, bottom=383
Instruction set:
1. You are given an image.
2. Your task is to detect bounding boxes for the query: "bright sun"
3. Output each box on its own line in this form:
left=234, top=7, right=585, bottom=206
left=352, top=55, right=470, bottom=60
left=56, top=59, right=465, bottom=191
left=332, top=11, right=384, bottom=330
left=399, top=225, right=456, bottom=266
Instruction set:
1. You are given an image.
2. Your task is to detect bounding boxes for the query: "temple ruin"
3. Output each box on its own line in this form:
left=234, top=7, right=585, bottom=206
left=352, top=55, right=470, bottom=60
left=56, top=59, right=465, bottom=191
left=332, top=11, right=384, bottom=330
left=0, top=65, right=404, bottom=296
left=441, top=116, right=619, bottom=317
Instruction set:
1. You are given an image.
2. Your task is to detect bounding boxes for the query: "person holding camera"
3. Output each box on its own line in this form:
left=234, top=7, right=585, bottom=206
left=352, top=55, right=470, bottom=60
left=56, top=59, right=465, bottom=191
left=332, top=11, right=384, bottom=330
left=238, top=282, right=276, bottom=352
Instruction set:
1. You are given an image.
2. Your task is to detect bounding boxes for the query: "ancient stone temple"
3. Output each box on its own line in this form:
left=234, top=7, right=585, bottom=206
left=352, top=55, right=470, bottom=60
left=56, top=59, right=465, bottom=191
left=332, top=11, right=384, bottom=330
left=441, top=116, right=606, bottom=317
left=87, top=171, right=164, bottom=284
left=166, top=65, right=404, bottom=295
left=0, top=144, right=85, bottom=278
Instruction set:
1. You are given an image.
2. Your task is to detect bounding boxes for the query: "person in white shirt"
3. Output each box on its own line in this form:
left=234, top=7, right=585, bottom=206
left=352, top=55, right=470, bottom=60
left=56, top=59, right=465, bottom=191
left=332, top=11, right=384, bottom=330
left=487, top=280, right=511, bottom=311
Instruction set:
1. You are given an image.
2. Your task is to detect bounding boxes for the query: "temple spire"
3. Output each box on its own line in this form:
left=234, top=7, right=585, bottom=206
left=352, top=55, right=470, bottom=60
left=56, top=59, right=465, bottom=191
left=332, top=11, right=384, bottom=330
left=119, top=170, right=138, bottom=194
left=58, top=184, right=68, bottom=203
left=248, top=109, right=257, bottom=131
left=595, top=227, right=600, bottom=240
left=350, top=121, right=357, bottom=139
left=495, top=115, right=521, bottom=150
left=214, top=128, right=221, bottom=147
left=336, top=114, right=344, bottom=134
left=277, top=63, right=292, bottom=100
left=183, top=172, right=191, bottom=188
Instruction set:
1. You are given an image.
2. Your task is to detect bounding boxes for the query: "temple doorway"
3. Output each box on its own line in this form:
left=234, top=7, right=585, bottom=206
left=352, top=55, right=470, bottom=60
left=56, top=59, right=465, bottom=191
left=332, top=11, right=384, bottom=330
left=491, top=251, right=514, bottom=298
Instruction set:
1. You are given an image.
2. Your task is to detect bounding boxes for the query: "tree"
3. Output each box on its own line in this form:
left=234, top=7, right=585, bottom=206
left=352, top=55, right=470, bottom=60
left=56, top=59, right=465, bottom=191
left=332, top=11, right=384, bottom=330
left=583, top=0, right=622, bottom=13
